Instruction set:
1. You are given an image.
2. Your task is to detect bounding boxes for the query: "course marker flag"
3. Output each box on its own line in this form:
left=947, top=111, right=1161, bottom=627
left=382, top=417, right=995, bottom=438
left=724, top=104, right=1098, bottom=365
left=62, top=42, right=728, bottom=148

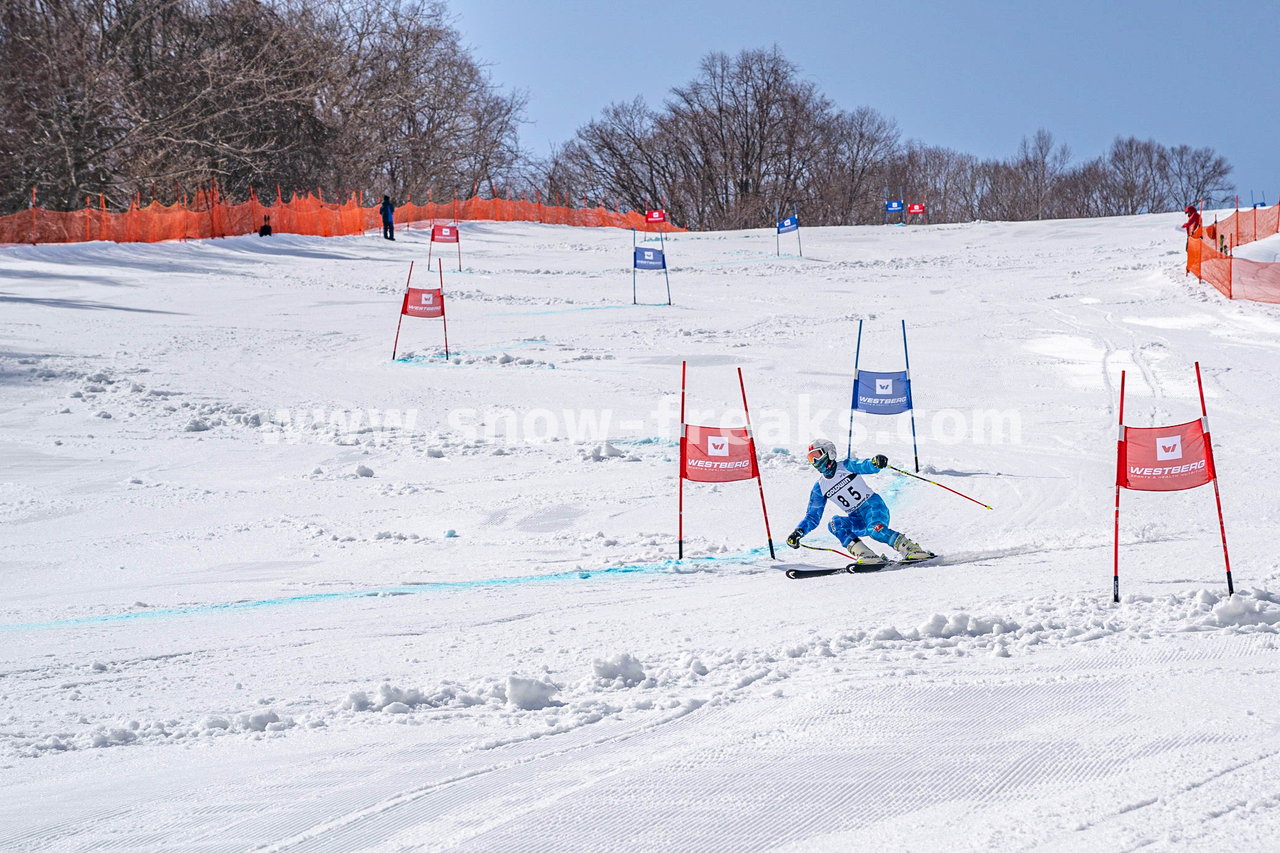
left=846, top=320, right=921, bottom=471
left=391, top=260, right=451, bottom=360
left=1112, top=362, right=1233, bottom=602
left=678, top=362, right=774, bottom=560
left=427, top=222, right=462, bottom=271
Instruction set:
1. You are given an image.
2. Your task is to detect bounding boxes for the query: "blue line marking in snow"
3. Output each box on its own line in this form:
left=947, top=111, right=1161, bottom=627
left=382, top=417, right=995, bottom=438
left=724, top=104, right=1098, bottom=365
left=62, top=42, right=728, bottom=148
left=607, top=436, right=678, bottom=447
left=0, top=549, right=768, bottom=632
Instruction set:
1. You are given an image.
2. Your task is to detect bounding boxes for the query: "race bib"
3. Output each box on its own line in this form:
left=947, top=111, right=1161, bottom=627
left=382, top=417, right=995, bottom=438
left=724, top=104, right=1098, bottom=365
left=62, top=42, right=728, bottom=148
left=818, top=470, right=872, bottom=512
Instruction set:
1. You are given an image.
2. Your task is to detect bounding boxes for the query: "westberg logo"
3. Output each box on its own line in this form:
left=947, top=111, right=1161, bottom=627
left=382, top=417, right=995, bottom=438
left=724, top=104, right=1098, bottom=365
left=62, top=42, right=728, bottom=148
left=1156, top=435, right=1183, bottom=461
left=876, top=379, right=893, bottom=395
left=707, top=436, right=729, bottom=457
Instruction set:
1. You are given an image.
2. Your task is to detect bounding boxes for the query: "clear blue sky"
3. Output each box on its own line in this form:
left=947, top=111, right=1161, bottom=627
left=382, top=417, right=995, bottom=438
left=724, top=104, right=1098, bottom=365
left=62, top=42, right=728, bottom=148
left=454, top=0, right=1278, bottom=204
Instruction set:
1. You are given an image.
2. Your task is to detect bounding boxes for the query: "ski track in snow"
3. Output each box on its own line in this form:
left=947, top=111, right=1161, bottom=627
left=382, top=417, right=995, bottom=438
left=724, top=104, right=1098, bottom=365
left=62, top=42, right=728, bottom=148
left=2, top=215, right=1280, bottom=851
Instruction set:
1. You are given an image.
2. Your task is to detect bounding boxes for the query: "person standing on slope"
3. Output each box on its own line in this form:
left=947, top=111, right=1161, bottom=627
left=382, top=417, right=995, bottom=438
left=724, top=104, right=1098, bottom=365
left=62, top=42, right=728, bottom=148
left=379, top=194, right=396, bottom=240
left=1181, top=204, right=1201, bottom=236
left=785, top=438, right=934, bottom=566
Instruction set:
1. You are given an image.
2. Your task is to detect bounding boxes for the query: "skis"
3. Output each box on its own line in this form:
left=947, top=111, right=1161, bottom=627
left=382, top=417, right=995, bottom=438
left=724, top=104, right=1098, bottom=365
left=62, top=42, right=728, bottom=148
left=781, top=555, right=940, bottom=579
left=785, top=567, right=848, bottom=579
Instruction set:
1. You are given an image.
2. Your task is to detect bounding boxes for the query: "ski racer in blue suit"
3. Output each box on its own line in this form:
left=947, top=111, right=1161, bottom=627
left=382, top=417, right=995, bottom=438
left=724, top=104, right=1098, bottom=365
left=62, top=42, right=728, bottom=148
left=785, top=438, right=934, bottom=565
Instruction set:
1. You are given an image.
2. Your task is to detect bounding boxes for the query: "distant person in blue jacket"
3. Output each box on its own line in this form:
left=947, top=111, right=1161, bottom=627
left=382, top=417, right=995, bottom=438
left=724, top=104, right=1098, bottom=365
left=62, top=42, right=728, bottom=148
left=379, top=195, right=395, bottom=240
left=785, top=438, right=934, bottom=566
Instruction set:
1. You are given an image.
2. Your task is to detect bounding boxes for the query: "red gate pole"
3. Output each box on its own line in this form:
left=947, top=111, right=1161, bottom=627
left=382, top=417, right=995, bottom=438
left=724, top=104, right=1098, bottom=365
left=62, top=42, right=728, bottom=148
left=738, top=368, right=776, bottom=559
left=1113, top=370, right=1126, bottom=603
left=391, top=261, right=414, bottom=360
left=438, top=260, right=450, bottom=360
left=678, top=361, right=687, bottom=559
left=1195, top=362, right=1234, bottom=596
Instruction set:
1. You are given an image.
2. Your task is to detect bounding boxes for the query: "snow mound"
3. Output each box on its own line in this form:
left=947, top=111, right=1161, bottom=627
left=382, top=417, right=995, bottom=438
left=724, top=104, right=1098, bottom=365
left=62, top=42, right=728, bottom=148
left=593, top=653, right=647, bottom=687
left=505, top=675, right=560, bottom=710
left=1195, top=589, right=1280, bottom=628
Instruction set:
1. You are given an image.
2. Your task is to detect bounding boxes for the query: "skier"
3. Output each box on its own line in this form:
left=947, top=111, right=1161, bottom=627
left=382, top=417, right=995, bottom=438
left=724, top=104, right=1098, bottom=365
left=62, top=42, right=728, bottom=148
left=379, top=195, right=396, bottom=240
left=785, top=438, right=934, bottom=566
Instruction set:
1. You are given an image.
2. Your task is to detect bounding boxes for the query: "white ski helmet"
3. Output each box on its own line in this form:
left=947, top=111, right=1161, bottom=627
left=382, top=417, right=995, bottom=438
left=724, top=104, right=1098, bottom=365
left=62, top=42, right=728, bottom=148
left=807, top=438, right=837, bottom=471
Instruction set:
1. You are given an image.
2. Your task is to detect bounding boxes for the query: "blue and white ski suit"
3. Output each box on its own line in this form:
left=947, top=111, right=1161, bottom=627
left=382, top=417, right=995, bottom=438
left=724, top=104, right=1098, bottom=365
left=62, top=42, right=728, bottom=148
left=794, top=458, right=900, bottom=547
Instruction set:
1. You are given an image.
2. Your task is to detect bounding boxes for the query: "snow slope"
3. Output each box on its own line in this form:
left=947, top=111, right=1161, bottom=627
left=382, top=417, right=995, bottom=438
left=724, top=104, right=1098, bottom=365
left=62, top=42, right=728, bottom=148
left=1, top=214, right=1279, bottom=851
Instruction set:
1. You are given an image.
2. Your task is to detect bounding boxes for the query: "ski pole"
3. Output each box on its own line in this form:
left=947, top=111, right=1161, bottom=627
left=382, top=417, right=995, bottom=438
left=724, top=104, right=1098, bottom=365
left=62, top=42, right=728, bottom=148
left=888, top=465, right=993, bottom=510
left=800, top=542, right=857, bottom=562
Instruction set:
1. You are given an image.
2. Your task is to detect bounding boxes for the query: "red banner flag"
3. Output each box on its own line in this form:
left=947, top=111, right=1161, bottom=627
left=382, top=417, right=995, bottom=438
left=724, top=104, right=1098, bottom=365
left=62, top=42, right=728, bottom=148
left=907, top=203, right=926, bottom=215
left=681, top=425, right=757, bottom=483
left=676, top=363, right=775, bottom=560
left=431, top=224, right=459, bottom=243
left=1118, top=418, right=1214, bottom=491
left=645, top=209, right=666, bottom=224
left=402, top=287, right=444, bottom=319
left=1111, top=364, right=1233, bottom=603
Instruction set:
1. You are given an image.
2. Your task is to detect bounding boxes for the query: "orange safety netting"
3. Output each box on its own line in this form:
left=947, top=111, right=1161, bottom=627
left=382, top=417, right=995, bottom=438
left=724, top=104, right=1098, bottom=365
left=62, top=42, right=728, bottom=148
left=1186, top=202, right=1280, bottom=305
left=0, top=190, right=680, bottom=246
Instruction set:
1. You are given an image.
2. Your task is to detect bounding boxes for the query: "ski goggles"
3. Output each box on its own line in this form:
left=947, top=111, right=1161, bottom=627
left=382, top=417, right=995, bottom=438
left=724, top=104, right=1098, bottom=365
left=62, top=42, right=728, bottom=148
left=806, top=447, right=828, bottom=464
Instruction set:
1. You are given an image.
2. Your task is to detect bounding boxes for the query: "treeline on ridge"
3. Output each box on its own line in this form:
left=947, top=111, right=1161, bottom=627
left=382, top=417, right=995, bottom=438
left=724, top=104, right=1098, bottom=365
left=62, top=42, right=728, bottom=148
left=0, top=2, right=1233, bottom=229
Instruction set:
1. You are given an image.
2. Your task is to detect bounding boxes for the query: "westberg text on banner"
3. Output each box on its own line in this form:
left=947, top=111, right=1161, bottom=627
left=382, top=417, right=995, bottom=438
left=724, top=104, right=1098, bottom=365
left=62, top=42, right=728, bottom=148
left=431, top=224, right=459, bottom=243
left=1118, top=419, right=1214, bottom=492
left=777, top=215, right=799, bottom=234
left=681, top=426, right=758, bottom=483
left=402, top=287, right=444, bottom=319
left=854, top=370, right=912, bottom=415
left=634, top=246, right=667, bottom=270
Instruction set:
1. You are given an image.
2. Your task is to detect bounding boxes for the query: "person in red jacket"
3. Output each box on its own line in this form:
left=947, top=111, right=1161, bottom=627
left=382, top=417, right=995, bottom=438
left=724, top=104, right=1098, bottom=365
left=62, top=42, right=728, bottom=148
left=1182, top=204, right=1202, bottom=236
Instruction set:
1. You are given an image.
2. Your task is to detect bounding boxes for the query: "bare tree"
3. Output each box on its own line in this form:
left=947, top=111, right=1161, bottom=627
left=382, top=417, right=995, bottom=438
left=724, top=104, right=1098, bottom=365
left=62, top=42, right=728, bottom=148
left=553, top=97, right=674, bottom=212
left=1103, top=136, right=1171, bottom=215
left=0, top=0, right=526, bottom=213
left=887, top=143, right=982, bottom=223
left=659, top=47, right=834, bottom=229
left=1054, top=158, right=1112, bottom=219
left=1014, top=129, right=1071, bottom=220
left=807, top=106, right=900, bottom=224
left=1166, top=144, right=1233, bottom=208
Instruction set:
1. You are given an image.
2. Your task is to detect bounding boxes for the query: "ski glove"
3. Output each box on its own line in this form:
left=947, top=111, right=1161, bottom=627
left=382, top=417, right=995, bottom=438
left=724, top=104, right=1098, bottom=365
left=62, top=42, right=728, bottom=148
left=872, top=454, right=888, bottom=469
left=786, top=529, right=803, bottom=549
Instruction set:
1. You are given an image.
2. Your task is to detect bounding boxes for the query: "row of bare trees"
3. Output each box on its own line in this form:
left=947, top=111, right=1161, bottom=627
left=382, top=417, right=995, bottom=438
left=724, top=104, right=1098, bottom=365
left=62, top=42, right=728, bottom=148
left=879, top=132, right=1233, bottom=225
left=544, top=48, right=1234, bottom=230
left=2, top=11, right=1233, bottom=228
left=0, top=0, right=525, bottom=213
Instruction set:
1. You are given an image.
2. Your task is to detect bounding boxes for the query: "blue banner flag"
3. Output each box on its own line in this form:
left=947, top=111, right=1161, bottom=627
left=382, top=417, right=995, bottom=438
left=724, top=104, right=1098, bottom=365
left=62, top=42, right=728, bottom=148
left=885, top=200, right=904, bottom=213
left=777, top=215, right=799, bottom=234
left=854, top=369, right=911, bottom=414
left=633, top=246, right=666, bottom=270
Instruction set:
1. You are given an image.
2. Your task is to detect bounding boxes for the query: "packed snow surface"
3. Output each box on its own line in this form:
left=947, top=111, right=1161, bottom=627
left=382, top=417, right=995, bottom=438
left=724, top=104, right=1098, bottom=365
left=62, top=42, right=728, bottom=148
left=1, top=213, right=1279, bottom=851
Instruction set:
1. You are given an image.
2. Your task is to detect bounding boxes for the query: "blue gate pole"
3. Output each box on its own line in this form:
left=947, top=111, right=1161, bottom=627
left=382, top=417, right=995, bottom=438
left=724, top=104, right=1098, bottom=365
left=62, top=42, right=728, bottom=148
left=902, top=319, right=920, bottom=472
left=846, top=319, right=863, bottom=458
left=631, top=228, right=637, bottom=305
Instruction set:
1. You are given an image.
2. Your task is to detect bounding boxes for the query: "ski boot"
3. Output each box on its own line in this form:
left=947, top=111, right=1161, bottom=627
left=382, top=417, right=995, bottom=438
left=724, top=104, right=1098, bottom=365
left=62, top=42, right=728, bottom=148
left=844, top=537, right=888, bottom=570
left=892, top=533, right=936, bottom=562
